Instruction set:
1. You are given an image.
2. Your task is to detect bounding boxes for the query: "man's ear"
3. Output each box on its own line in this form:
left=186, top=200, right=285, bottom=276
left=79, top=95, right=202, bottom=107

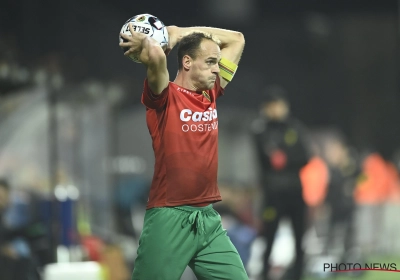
left=183, top=55, right=192, bottom=70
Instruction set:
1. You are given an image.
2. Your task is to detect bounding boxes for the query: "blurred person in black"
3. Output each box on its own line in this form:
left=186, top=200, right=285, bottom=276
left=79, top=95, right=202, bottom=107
left=251, top=86, right=311, bottom=280
left=0, top=179, right=41, bottom=280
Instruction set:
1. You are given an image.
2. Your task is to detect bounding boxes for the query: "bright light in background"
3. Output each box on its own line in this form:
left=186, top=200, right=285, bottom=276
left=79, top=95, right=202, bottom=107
left=54, top=184, right=68, bottom=202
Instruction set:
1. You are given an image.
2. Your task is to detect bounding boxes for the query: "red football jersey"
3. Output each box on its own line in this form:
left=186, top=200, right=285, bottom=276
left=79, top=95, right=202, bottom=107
left=141, top=78, right=224, bottom=209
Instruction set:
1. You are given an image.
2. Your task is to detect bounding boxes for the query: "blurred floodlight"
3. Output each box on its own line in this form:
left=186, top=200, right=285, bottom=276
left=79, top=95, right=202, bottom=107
left=67, top=184, right=80, bottom=200
left=54, top=184, right=68, bottom=201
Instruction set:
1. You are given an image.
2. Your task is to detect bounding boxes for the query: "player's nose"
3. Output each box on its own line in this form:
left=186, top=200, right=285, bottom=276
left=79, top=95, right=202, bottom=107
left=212, top=63, right=220, bottom=73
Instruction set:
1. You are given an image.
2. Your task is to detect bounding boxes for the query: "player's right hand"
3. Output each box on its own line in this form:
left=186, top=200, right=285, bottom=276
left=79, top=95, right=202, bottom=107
left=119, top=23, right=147, bottom=58
left=164, top=25, right=180, bottom=55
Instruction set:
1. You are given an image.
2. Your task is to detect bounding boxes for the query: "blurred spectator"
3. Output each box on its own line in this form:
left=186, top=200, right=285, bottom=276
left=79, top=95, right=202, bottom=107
left=0, top=178, right=40, bottom=280
left=250, top=86, right=311, bottom=280
left=323, top=139, right=361, bottom=261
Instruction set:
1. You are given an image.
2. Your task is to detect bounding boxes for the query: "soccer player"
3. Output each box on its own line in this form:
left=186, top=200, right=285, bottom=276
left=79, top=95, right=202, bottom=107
left=119, top=22, right=247, bottom=279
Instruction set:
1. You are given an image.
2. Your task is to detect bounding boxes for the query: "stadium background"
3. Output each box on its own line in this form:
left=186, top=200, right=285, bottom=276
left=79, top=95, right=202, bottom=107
left=0, top=0, right=399, bottom=279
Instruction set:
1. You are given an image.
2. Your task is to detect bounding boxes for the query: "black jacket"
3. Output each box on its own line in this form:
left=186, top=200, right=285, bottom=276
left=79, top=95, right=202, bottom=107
left=251, top=117, right=311, bottom=192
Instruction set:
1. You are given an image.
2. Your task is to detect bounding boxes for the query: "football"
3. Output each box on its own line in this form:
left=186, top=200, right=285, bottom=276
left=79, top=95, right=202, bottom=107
left=119, top=13, right=169, bottom=63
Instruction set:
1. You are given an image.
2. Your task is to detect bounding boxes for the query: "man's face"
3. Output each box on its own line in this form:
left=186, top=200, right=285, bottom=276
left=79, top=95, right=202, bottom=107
left=0, top=186, right=9, bottom=212
left=262, top=100, right=289, bottom=120
left=189, top=40, right=221, bottom=90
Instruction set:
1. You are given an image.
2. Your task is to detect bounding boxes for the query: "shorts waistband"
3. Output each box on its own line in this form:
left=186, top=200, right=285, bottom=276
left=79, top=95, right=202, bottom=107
left=174, top=204, right=214, bottom=213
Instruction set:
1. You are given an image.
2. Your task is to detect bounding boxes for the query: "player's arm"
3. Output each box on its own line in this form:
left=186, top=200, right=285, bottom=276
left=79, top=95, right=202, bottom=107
left=120, top=23, right=169, bottom=95
left=167, top=26, right=245, bottom=88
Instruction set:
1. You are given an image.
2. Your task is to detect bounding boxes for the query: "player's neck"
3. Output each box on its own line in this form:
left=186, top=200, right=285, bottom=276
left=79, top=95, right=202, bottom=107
left=174, top=71, right=198, bottom=92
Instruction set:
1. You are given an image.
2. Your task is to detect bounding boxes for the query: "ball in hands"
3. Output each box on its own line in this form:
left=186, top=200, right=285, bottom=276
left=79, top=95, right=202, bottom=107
left=119, top=13, right=169, bottom=63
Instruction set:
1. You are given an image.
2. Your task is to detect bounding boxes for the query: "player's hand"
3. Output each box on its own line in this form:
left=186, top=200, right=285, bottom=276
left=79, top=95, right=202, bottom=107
left=119, top=23, right=146, bottom=58
left=164, top=25, right=180, bottom=55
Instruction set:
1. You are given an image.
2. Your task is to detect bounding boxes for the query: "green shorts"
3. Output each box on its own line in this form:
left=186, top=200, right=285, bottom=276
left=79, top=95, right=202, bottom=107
left=132, top=204, right=249, bottom=280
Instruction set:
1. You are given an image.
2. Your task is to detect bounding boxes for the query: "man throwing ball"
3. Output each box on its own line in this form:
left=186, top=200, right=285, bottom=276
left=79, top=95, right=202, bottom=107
left=119, top=21, right=247, bottom=280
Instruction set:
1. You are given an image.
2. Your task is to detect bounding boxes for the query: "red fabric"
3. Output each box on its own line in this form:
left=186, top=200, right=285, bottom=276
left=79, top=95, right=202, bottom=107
left=81, top=235, right=104, bottom=262
left=141, top=78, right=224, bottom=209
left=354, top=153, right=390, bottom=205
left=299, top=156, right=329, bottom=207
left=270, top=149, right=287, bottom=170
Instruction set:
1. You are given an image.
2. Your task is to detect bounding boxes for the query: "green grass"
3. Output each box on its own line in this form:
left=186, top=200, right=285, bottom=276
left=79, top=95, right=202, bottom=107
left=304, top=256, right=400, bottom=280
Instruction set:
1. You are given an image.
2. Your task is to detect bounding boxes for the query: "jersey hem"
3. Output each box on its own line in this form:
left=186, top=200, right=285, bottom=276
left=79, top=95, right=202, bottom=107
left=146, top=196, right=222, bottom=210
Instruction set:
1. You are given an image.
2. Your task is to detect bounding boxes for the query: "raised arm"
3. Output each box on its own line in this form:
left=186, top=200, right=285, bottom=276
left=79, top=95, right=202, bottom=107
left=120, top=23, right=169, bottom=95
left=167, top=26, right=245, bottom=89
